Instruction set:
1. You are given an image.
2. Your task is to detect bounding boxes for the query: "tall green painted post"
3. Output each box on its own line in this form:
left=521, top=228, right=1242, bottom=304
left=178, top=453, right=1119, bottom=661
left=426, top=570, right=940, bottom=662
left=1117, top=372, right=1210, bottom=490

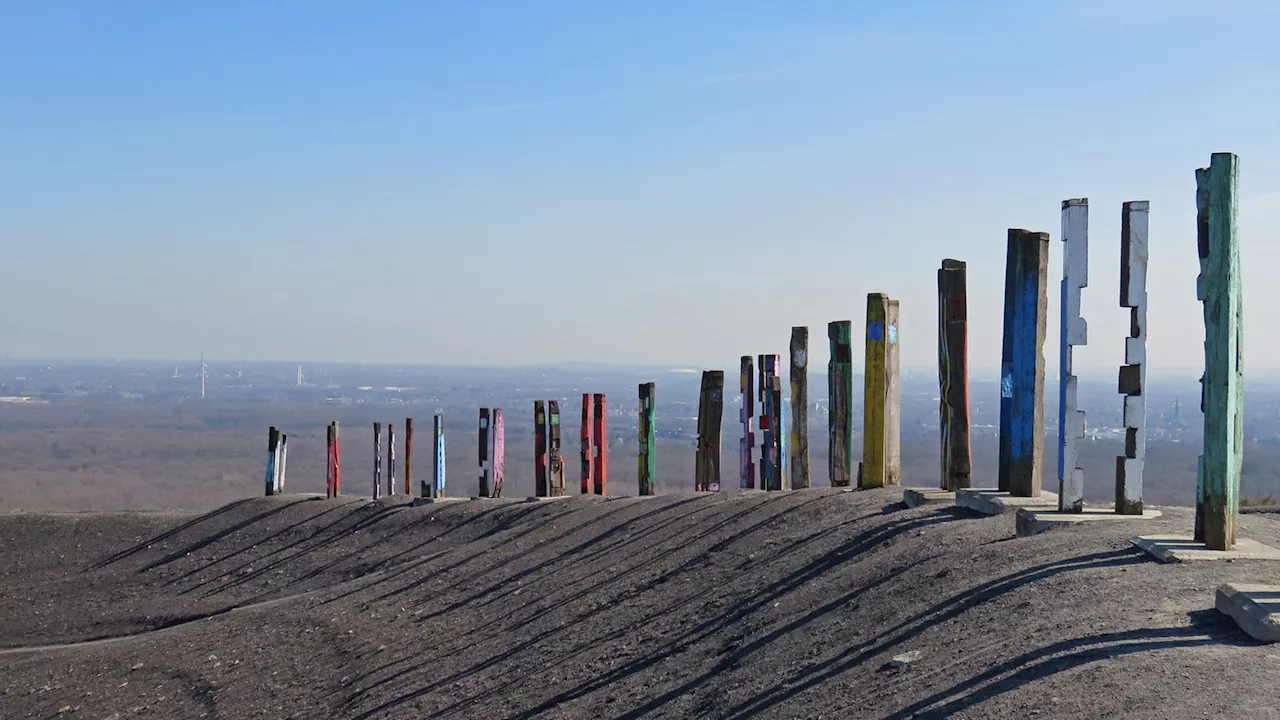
left=638, top=383, right=656, bottom=496
left=1196, top=153, right=1244, bottom=551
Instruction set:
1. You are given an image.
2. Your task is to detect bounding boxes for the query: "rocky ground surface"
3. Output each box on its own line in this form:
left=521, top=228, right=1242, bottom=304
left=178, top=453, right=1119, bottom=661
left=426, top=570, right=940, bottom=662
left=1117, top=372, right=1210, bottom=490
left=2, top=488, right=1280, bottom=719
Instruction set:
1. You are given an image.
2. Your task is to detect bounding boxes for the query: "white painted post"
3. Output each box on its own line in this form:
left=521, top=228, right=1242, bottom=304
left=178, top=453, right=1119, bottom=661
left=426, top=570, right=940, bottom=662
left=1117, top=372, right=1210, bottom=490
left=1058, top=199, right=1089, bottom=512
left=276, top=433, right=288, bottom=494
left=386, top=423, right=397, bottom=496
left=1117, top=201, right=1149, bottom=514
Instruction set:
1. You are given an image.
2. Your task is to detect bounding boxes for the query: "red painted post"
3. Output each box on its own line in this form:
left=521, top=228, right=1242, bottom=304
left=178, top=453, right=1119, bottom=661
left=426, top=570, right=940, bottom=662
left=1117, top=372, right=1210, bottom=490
left=326, top=423, right=335, bottom=498
left=580, top=393, right=593, bottom=494
left=592, top=393, right=608, bottom=495
left=492, top=408, right=505, bottom=497
left=333, top=421, right=341, bottom=496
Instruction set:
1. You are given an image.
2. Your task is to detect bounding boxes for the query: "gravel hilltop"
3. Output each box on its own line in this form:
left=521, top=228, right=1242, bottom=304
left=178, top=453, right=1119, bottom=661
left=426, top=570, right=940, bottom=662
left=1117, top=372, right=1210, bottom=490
left=3, top=489, right=1280, bottom=719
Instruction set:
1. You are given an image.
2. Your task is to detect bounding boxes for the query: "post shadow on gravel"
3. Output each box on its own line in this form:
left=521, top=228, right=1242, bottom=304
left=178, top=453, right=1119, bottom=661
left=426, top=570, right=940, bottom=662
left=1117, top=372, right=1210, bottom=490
left=132, top=498, right=319, bottom=573
left=882, top=610, right=1256, bottom=719
left=88, top=498, right=258, bottom=570
left=333, top=496, right=791, bottom=704
left=717, top=548, right=1151, bottom=718
left=351, top=508, right=969, bottom=719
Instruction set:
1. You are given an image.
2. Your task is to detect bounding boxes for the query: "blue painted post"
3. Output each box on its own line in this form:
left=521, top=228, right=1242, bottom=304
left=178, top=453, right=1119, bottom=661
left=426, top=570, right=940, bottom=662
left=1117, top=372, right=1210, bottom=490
left=264, top=426, right=279, bottom=496
left=998, top=240, right=1017, bottom=493
left=1000, top=229, right=1050, bottom=497
left=432, top=414, right=446, bottom=498
left=1196, top=153, right=1244, bottom=550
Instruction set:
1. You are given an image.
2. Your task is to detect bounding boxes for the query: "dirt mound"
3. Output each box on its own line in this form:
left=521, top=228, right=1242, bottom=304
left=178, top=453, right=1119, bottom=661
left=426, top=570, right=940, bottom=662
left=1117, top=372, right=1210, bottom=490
left=2, top=489, right=1279, bottom=718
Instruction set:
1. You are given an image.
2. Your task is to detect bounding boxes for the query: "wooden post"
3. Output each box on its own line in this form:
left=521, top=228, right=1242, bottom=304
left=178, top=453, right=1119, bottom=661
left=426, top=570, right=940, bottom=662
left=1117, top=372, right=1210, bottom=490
left=264, top=426, right=279, bottom=496
left=372, top=422, right=382, bottom=500
left=998, top=238, right=1017, bottom=494
left=828, top=321, right=853, bottom=487
left=696, top=370, right=724, bottom=491
left=326, top=423, right=336, bottom=498
left=638, top=383, right=656, bottom=496
left=277, top=433, right=288, bottom=494
left=547, top=401, right=565, bottom=496
left=1197, top=153, right=1243, bottom=550
left=790, top=327, right=810, bottom=489
left=1059, top=200, right=1089, bottom=512
left=492, top=408, right=505, bottom=498
left=386, top=423, right=396, bottom=496
left=478, top=409, right=491, bottom=498
left=592, top=394, right=608, bottom=495
left=938, top=260, right=972, bottom=492
left=534, top=400, right=549, bottom=497
left=861, top=294, right=901, bottom=488
left=404, top=417, right=414, bottom=496
left=580, top=394, right=593, bottom=494
left=1000, top=230, right=1050, bottom=497
left=1117, top=200, right=1149, bottom=515
left=431, top=414, right=445, bottom=498
left=758, top=355, right=782, bottom=490
left=739, top=356, right=755, bottom=489
left=332, top=421, right=341, bottom=496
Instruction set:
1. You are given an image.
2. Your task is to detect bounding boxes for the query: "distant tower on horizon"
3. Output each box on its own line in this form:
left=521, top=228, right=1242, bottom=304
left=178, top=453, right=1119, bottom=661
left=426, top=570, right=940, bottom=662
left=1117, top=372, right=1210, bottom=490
left=200, top=353, right=207, bottom=400
left=173, top=365, right=179, bottom=379
left=297, top=365, right=304, bottom=388
left=1174, top=396, right=1181, bottom=424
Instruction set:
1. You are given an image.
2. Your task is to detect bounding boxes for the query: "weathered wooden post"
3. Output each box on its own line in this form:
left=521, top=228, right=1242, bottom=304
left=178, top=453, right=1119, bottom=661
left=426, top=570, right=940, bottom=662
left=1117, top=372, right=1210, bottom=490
left=1118, top=200, right=1149, bottom=515
left=478, top=409, right=492, bottom=498
left=264, top=426, right=279, bottom=496
left=1000, top=230, right=1050, bottom=497
left=828, top=321, right=853, bottom=487
left=580, top=394, right=593, bottom=494
left=404, top=417, right=414, bottom=496
left=332, top=421, right=341, bottom=496
left=372, top=422, right=383, bottom=500
left=938, top=261, right=972, bottom=492
left=277, top=433, right=288, bottom=494
left=790, top=327, right=810, bottom=489
left=326, top=423, right=336, bottom=498
left=739, top=356, right=755, bottom=489
left=758, top=354, right=783, bottom=490
left=1059, top=200, right=1089, bottom=512
left=386, top=423, right=396, bottom=496
left=638, top=383, right=656, bottom=495
left=547, top=401, right=565, bottom=496
left=696, top=370, right=724, bottom=491
left=492, top=408, right=505, bottom=497
left=1196, top=153, right=1243, bottom=550
left=534, top=400, right=549, bottom=497
left=431, top=414, right=445, bottom=498
left=592, top=394, right=608, bottom=495
left=861, top=294, right=901, bottom=488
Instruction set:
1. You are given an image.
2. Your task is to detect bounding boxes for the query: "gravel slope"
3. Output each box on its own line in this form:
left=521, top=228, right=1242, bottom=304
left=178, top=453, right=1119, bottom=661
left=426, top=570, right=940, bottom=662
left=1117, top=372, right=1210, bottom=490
left=2, top=489, right=1279, bottom=719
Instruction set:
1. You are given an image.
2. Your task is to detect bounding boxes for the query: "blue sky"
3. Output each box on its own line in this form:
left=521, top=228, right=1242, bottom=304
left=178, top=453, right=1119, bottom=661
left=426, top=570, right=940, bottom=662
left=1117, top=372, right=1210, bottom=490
left=2, top=0, right=1278, bottom=375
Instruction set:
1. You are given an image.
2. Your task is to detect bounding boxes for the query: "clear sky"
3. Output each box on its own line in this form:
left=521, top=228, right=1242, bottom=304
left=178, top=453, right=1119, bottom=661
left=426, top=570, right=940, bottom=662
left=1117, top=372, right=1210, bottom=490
left=2, top=0, right=1277, bottom=375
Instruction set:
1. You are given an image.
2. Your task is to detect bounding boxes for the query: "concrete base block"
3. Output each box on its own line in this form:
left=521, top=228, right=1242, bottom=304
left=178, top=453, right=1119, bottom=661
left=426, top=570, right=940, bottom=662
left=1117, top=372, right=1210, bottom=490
left=1016, top=507, right=1162, bottom=537
left=412, top=496, right=468, bottom=506
left=956, top=489, right=1058, bottom=516
left=1131, top=535, right=1280, bottom=563
left=524, top=495, right=573, bottom=503
left=1217, top=583, right=1280, bottom=642
left=903, top=489, right=955, bottom=508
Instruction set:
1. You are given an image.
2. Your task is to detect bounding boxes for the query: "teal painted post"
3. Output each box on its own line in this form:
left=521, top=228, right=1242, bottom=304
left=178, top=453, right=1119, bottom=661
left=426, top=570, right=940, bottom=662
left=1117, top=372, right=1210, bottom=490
left=1197, top=153, right=1244, bottom=551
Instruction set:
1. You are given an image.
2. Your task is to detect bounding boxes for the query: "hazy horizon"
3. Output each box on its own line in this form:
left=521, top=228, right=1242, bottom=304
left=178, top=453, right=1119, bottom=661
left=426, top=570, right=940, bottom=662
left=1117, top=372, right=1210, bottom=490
left=3, top=1, right=1278, bottom=375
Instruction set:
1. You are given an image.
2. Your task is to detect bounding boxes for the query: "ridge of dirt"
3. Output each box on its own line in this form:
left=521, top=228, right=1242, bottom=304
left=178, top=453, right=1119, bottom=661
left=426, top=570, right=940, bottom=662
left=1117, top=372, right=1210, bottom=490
left=2, top=489, right=1279, bottom=719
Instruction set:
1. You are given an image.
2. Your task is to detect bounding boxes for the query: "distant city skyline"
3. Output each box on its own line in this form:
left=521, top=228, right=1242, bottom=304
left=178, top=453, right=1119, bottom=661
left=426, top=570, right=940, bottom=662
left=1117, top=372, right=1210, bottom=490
left=2, top=2, right=1278, bottom=374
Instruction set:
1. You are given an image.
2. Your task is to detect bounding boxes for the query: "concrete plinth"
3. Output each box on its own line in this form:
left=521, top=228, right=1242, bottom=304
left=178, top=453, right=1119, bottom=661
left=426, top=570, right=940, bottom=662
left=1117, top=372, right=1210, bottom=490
left=1131, top=535, right=1280, bottom=563
left=956, top=489, right=1058, bottom=516
left=903, top=489, right=955, bottom=508
left=524, top=495, right=573, bottom=503
left=412, top=496, right=468, bottom=506
left=1016, top=507, right=1162, bottom=537
left=1216, top=583, right=1280, bottom=642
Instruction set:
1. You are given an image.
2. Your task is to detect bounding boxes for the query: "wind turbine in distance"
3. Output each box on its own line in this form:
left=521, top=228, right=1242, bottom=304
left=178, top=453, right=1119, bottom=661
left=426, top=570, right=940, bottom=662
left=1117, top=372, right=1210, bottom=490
left=201, top=352, right=207, bottom=400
